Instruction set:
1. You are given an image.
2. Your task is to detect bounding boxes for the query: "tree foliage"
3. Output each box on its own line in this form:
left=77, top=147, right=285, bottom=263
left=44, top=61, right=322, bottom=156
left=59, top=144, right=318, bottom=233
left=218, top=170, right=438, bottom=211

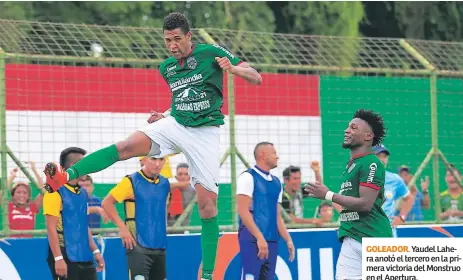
left=0, top=1, right=461, bottom=41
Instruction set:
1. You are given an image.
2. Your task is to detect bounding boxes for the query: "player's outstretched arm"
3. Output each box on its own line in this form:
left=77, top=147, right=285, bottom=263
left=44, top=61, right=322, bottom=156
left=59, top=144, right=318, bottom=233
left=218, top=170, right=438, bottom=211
left=216, top=57, right=262, bottom=85
left=332, top=186, right=379, bottom=213
left=306, top=182, right=379, bottom=213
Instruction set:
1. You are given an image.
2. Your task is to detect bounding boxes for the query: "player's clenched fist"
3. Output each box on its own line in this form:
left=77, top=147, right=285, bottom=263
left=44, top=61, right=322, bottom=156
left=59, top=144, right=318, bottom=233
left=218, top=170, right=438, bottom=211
left=147, top=110, right=164, bottom=124
left=215, top=57, right=234, bottom=72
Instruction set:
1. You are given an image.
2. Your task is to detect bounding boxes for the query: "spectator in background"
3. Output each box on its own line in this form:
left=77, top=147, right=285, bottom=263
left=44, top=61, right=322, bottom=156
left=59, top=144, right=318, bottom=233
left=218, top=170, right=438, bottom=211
left=317, top=202, right=335, bottom=223
left=281, top=164, right=322, bottom=226
left=79, top=175, right=109, bottom=229
left=0, top=161, right=45, bottom=238
left=440, top=164, right=463, bottom=221
left=175, top=163, right=196, bottom=226
left=373, top=145, right=414, bottom=237
left=398, top=165, right=430, bottom=221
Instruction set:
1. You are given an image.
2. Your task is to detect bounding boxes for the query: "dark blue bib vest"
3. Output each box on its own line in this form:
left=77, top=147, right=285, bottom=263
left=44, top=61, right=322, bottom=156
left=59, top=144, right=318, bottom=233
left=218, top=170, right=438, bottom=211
left=58, top=186, right=93, bottom=262
left=238, top=168, right=281, bottom=242
left=131, top=172, right=170, bottom=249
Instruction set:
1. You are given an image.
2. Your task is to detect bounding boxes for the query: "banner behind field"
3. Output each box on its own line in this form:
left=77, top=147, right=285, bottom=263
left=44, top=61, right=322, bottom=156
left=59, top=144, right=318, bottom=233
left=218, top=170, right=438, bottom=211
left=1, top=225, right=462, bottom=280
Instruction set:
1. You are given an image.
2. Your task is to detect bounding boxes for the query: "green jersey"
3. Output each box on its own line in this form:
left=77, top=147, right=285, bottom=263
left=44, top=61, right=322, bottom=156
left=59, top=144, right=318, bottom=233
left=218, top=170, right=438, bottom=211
left=159, top=43, right=241, bottom=127
left=440, top=190, right=463, bottom=221
left=337, top=153, right=393, bottom=243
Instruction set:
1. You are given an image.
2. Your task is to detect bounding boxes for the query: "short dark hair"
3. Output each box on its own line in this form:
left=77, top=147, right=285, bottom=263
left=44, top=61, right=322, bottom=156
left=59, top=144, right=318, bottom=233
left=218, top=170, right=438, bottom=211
left=163, top=12, right=190, bottom=34
left=253, top=142, right=274, bottom=159
left=177, top=163, right=189, bottom=170
left=60, top=147, right=87, bottom=169
left=83, top=175, right=93, bottom=183
left=283, top=165, right=301, bottom=180
left=354, top=109, right=386, bottom=147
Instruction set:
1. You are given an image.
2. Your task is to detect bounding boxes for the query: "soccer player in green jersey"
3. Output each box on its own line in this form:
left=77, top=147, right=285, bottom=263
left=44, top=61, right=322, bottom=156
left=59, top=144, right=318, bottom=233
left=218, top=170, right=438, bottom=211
left=306, top=109, right=393, bottom=280
left=42, top=12, right=262, bottom=280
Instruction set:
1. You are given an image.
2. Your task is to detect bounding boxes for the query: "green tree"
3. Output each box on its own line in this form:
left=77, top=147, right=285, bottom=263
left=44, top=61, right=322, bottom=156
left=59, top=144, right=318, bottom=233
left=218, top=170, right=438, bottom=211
left=0, top=2, right=33, bottom=20
left=362, top=2, right=463, bottom=41
left=285, top=1, right=365, bottom=36
left=394, top=1, right=462, bottom=41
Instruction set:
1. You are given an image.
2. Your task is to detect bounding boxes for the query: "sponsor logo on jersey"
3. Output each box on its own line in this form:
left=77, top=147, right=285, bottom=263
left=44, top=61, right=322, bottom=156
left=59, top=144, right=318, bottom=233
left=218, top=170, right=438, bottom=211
left=187, top=56, right=197, bottom=69
left=347, top=163, right=356, bottom=173
left=340, top=181, right=352, bottom=194
left=175, top=100, right=211, bottom=112
left=169, top=73, right=203, bottom=91
left=213, top=45, right=235, bottom=59
left=175, top=88, right=207, bottom=103
left=367, top=163, right=377, bottom=183
left=340, top=211, right=360, bottom=221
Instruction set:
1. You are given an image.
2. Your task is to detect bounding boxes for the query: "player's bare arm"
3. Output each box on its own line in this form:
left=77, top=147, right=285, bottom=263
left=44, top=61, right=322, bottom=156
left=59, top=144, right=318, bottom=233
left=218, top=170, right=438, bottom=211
left=392, top=194, right=414, bottom=226
left=45, top=215, right=67, bottom=277
left=87, top=228, right=105, bottom=271
left=215, top=57, right=262, bottom=85
left=237, top=194, right=268, bottom=260
left=101, top=194, right=137, bottom=249
left=306, top=181, right=379, bottom=212
left=420, top=176, right=431, bottom=209
left=288, top=212, right=322, bottom=226
left=147, top=108, right=172, bottom=124
left=170, top=181, right=190, bottom=189
left=277, top=204, right=295, bottom=262
left=88, top=206, right=110, bottom=223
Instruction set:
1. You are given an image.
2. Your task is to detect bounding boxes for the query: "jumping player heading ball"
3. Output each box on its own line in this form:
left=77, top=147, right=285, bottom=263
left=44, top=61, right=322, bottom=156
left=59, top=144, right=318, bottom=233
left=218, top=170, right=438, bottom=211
left=43, top=12, right=262, bottom=280
left=306, top=109, right=393, bottom=280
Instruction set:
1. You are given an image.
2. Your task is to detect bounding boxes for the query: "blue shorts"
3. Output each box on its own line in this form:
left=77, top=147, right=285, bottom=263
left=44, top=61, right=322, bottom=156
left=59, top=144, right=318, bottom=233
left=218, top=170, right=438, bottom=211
left=239, top=239, right=278, bottom=280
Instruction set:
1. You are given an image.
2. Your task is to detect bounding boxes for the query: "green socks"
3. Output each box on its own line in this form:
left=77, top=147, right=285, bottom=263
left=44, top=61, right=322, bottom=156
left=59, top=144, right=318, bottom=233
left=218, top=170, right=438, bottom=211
left=66, top=144, right=120, bottom=181
left=201, top=216, right=219, bottom=279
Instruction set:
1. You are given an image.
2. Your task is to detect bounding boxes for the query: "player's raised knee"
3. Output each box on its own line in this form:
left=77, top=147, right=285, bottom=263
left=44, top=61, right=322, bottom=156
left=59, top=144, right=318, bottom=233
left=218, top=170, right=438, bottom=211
left=117, top=131, right=152, bottom=160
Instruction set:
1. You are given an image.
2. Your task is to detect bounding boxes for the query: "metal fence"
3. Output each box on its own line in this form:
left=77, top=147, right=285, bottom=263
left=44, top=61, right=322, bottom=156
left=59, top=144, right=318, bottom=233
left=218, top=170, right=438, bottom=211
left=0, top=19, right=463, bottom=237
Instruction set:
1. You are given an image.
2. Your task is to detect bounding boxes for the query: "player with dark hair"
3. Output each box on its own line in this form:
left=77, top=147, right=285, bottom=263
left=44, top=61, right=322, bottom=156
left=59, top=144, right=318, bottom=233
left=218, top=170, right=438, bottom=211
left=43, top=147, right=104, bottom=280
left=306, top=109, right=392, bottom=280
left=42, top=12, right=262, bottom=280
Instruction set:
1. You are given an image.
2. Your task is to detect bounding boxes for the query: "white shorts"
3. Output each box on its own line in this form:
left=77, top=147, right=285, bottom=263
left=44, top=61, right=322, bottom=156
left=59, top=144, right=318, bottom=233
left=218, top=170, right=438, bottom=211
left=138, top=116, right=220, bottom=194
left=336, top=237, right=362, bottom=280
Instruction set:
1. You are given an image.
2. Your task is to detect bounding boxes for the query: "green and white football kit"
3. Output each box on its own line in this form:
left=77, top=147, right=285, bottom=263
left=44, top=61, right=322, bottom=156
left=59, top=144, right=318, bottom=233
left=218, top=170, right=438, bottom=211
left=335, top=153, right=393, bottom=280
left=139, top=43, right=242, bottom=194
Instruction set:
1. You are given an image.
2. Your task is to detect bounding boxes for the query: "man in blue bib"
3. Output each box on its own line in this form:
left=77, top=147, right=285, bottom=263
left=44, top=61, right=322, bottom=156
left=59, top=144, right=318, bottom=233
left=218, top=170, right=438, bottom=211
left=102, top=156, right=187, bottom=280
left=44, top=147, right=105, bottom=280
left=236, top=142, right=295, bottom=279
